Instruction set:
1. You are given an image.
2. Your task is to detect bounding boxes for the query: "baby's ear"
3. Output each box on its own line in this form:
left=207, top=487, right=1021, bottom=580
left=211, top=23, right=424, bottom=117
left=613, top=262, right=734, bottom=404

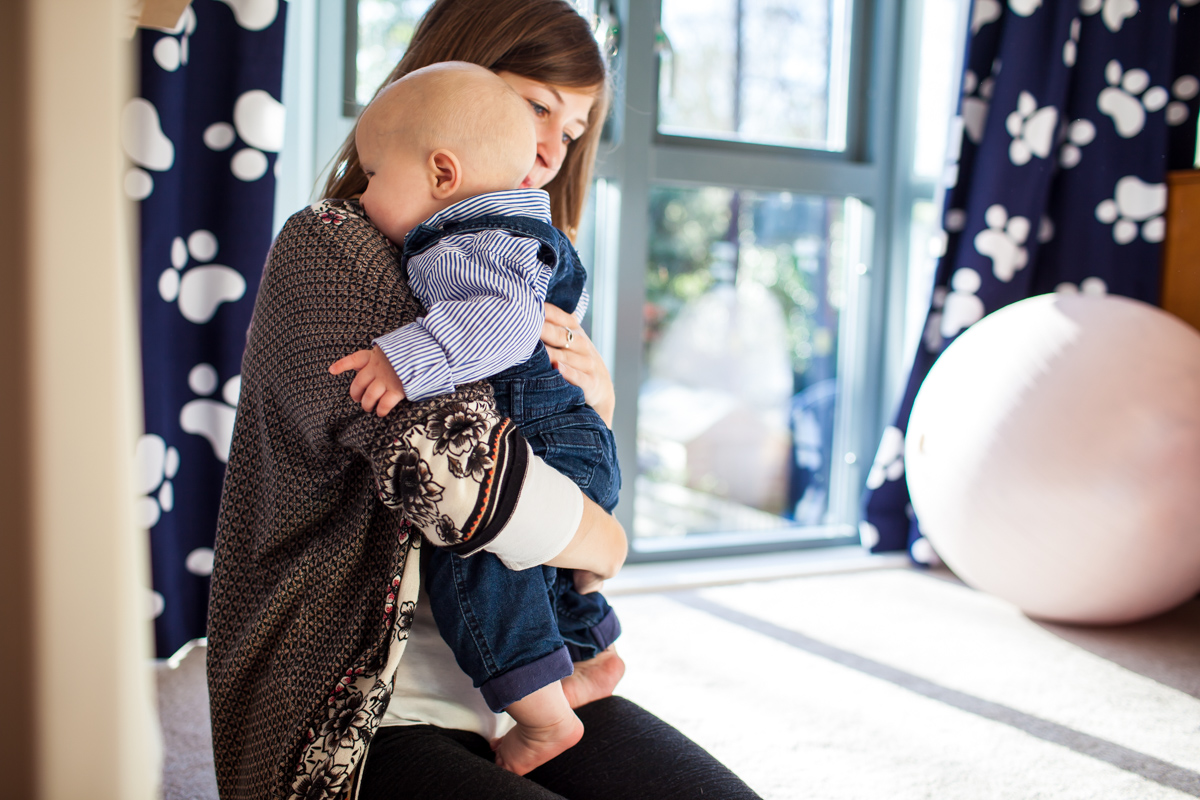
left=429, top=150, right=462, bottom=198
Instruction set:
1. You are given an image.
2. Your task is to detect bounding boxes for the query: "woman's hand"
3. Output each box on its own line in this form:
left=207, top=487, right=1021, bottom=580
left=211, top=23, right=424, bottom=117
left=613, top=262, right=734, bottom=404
left=541, top=303, right=615, bottom=427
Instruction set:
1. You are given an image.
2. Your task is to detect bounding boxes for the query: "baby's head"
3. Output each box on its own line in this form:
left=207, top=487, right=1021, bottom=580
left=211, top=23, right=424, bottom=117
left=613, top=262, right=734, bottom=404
left=356, top=62, right=536, bottom=244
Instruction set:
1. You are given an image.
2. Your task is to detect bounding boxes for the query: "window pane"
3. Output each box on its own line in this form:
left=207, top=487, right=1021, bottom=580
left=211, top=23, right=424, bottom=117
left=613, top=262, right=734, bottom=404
left=355, top=0, right=434, bottom=107
left=638, top=186, right=857, bottom=546
left=354, top=1, right=604, bottom=110
left=658, top=0, right=853, bottom=150
left=911, top=0, right=968, bottom=180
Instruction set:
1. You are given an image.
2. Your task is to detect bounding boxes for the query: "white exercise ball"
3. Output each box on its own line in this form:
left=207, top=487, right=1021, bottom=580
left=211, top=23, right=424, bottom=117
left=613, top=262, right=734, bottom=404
left=905, top=293, right=1200, bottom=625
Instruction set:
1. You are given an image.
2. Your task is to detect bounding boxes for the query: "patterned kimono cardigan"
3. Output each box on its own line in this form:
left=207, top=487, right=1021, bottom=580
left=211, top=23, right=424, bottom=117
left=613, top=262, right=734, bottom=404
left=208, top=200, right=532, bottom=800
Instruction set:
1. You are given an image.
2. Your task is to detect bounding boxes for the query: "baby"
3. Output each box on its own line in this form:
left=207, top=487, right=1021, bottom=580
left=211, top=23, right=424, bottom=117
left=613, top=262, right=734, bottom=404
left=329, top=62, right=624, bottom=775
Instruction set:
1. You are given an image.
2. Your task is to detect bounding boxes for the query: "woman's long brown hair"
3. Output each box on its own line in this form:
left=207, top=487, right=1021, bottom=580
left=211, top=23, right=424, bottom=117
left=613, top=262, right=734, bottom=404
left=323, top=0, right=610, bottom=239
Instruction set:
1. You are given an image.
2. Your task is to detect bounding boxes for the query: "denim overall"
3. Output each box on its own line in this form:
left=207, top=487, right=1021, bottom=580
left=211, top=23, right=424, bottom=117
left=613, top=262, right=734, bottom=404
left=406, top=214, right=622, bottom=713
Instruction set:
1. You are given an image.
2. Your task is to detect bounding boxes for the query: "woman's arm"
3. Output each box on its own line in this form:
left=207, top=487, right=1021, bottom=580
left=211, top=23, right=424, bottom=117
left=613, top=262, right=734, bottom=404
left=259, top=203, right=586, bottom=567
left=546, top=495, right=627, bottom=578
left=537, top=302, right=625, bottom=579
left=541, top=302, right=615, bottom=427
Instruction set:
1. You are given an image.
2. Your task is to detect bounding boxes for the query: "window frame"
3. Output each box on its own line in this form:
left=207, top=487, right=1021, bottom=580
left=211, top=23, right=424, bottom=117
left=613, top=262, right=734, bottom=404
left=283, top=0, right=960, bottom=562
left=592, top=0, right=916, bottom=561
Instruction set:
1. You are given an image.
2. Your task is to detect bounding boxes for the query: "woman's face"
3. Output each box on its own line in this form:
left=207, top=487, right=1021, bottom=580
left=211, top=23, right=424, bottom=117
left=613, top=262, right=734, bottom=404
left=497, top=71, right=596, bottom=190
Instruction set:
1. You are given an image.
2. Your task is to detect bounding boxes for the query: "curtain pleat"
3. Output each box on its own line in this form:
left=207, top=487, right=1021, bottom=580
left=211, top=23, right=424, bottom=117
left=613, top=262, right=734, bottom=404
left=128, top=0, right=288, bottom=656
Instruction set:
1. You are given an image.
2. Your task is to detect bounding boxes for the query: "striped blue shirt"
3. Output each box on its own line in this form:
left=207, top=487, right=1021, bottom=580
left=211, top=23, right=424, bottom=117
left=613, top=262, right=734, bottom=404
left=373, top=189, right=588, bottom=402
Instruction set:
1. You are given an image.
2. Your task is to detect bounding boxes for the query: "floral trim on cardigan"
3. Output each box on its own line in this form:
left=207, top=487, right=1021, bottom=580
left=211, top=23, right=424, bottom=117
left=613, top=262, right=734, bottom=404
left=289, top=535, right=421, bottom=800
left=379, top=401, right=528, bottom=554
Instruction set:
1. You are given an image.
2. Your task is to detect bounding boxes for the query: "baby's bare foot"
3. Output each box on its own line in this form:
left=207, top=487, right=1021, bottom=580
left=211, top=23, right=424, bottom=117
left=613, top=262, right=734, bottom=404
left=493, top=712, right=584, bottom=776
left=562, top=646, right=625, bottom=709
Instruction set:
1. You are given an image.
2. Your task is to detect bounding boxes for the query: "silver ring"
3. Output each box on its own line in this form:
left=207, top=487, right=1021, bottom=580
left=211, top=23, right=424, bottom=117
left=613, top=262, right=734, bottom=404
left=564, top=327, right=574, bottom=348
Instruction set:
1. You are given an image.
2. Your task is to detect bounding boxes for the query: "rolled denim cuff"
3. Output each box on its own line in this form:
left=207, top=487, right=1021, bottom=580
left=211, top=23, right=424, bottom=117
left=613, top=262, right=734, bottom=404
left=590, top=607, right=621, bottom=651
left=479, top=645, right=574, bottom=713
left=566, top=607, right=622, bottom=662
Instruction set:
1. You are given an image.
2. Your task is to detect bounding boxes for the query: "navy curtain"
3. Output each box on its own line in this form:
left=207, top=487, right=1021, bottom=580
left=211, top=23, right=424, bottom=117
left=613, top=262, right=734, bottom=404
left=863, top=0, right=1200, bottom=560
left=126, top=0, right=287, bottom=656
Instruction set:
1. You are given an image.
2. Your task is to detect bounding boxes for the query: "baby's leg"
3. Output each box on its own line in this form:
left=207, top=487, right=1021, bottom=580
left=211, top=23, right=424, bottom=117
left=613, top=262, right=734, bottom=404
left=493, top=681, right=584, bottom=775
left=423, top=547, right=574, bottom=713
left=553, top=570, right=626, bottom=707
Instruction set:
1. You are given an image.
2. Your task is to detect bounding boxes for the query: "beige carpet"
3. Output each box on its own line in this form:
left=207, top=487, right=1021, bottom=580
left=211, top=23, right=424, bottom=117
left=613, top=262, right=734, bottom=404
left=158, top=564, right=1200, bottom=799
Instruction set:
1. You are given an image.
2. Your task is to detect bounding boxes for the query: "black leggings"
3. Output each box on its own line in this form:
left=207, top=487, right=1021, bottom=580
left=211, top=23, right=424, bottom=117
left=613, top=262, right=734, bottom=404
left=358, top=696, right=763, bottom=800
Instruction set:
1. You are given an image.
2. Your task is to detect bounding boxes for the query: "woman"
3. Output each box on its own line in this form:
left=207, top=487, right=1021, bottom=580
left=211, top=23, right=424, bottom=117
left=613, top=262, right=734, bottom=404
left=208, top=1, right=762, bottom=798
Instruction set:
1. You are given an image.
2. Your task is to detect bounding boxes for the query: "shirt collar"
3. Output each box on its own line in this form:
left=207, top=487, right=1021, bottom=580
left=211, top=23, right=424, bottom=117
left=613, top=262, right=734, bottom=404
left=423, top=189, right=553, bottom=229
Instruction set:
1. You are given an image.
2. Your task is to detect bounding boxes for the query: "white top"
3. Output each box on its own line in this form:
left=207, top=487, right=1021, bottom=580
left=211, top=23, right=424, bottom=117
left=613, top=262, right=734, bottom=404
left=381, top=584, right=517, bottom=741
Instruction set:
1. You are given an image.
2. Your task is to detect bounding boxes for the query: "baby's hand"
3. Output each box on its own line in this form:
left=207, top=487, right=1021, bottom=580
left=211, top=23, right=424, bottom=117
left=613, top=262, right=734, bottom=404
left=329, top=345, right=407, bottom=417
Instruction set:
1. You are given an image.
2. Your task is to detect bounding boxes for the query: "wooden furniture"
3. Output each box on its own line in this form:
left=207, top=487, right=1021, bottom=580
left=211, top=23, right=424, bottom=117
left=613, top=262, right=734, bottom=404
left=129, top=0, right=191, bottom=35
left=1162, top=170, right=1200, bottom=331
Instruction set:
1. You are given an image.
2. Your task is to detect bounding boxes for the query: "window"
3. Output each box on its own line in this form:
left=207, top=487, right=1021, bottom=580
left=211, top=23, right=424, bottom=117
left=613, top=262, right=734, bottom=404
left=635, top=186, right=870, bottom=552
left=578, top=0, right=894, bottom=559
left=346, top=0, right=434, bottom=113
left=286, top=0, right=971, bottom=560
left=657, top=0, right=853, bottom=150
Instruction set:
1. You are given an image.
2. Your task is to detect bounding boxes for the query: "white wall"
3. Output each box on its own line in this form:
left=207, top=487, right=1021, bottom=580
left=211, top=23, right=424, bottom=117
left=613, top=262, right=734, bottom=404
left=0, top=1, right=160, bottom=796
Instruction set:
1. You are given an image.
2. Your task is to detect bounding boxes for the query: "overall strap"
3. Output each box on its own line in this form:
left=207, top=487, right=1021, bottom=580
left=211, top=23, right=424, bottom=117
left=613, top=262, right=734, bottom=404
left=403, top=215, right=561, bottom=269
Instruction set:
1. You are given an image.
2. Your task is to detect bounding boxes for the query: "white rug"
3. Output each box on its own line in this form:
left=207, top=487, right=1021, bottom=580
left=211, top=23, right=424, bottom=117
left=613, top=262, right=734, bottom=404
left=157, top=566, right=1200, bottom=799
left=612, top=569, right=1200, bottom=800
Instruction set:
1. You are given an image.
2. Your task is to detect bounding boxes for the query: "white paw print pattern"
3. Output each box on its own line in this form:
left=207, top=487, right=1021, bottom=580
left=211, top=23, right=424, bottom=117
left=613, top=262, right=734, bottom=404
left=1166, top=75, right=1199, bottom=127
left=1058, top=118, right=1097, bottom=168
left=972, top=0, right=1002, bottom=32
left=1036, top=215, right=1055, bottom=244
left=866, top=426, right=906, bottom=490
left=961, top=68, right=997, bottom=145
left=974, top=204, right=1030, bottom=282
left=121, top=98, right=174, bottom=201
left=1095, top=175, right=1167, bottom=244
left=1063, top=18, right=1081, bottom=67
left=151, top=5, right=197, bottom=72
left=1055, top=276, right=1108, bottom=296
left=1173, top=0, right=1200, bottom=23
left=924, top=286, right=949, bottom=352
left=1098, top=59, right=1169, bottom=138
left=940, top=268, right=986, bottom=338
left=858, top=520, right=880, bottom=550
left=134, top=434, right=180, bottom=528
left=159, top=230, right=247, bottom=323
left=203, top=90, right=286, bottom=182
left=1008, top=0, right=1042, bottom=16
left=181, top=363, right=242, bottom=463
left=216, top=0, right=280, bottom=30
left=911, top=536, right=943, bottom=566
left=1081, top=0, right=1139, bottom=32
left=186, top=547, right=216, bottom=577
left=148, top=589, right=166, bottom=620
left=944, top=208, right=967, bottom=233
left=1006, top=91, right=1058, bottom=165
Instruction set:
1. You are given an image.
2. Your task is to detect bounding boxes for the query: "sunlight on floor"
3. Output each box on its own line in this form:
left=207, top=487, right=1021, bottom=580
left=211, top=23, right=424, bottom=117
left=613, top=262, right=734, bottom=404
left=157, top=559, right=1200, bottom=800
left=612, top=568, right=1200, bottom=800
